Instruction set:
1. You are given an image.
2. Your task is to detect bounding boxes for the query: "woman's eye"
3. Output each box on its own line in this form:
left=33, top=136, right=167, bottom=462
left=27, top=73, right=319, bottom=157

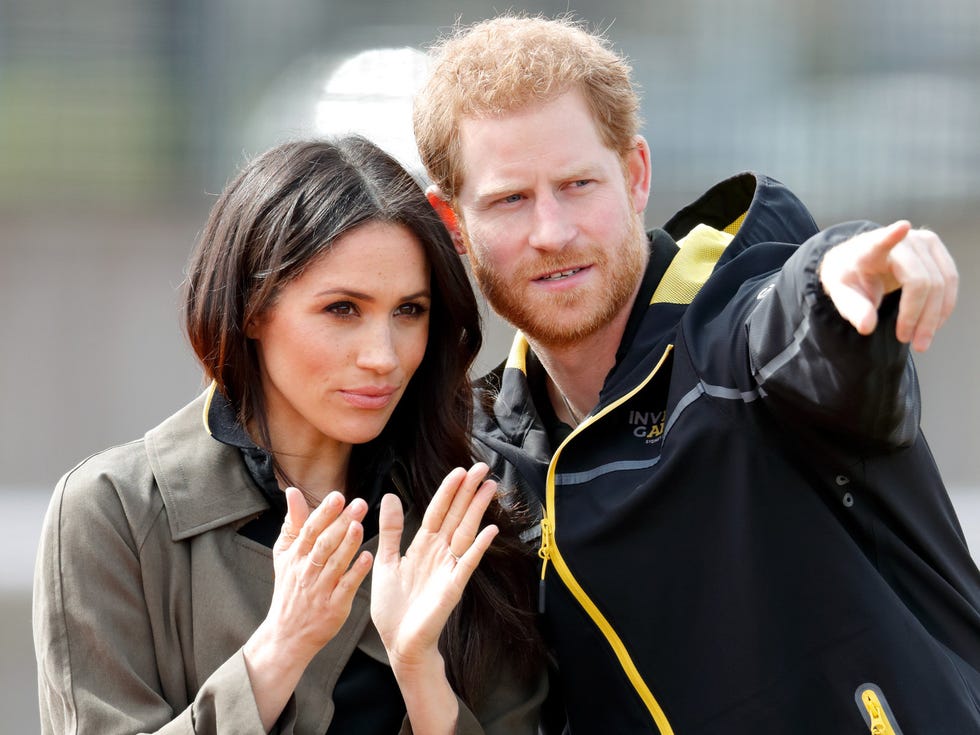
left=326, top=301, right=356, bottom=316
left=499, top=193, right=523, bottom=205
left=396, top=302, right=429, bottom=318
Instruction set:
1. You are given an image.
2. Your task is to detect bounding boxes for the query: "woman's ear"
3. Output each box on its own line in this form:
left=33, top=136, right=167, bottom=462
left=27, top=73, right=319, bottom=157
left=426, top=185, right=466, bottom=255
left=244, top=314, right=262, bottom=340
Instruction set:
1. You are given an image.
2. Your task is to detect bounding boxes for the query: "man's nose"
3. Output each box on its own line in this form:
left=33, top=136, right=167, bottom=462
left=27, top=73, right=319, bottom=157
left=527, top=194, right=576, bottom=252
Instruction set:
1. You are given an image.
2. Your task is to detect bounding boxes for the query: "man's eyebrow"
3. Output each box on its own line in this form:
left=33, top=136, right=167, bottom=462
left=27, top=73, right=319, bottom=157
left=472, top=182, right=523, bottom=205
left=472, top=165, right=602, bottom=204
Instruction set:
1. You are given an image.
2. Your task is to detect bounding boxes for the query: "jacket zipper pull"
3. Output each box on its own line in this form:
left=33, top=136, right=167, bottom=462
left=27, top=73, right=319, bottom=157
left=860, top=688, right=898, bottom=735
left=537, top=517, right=553, bottom=613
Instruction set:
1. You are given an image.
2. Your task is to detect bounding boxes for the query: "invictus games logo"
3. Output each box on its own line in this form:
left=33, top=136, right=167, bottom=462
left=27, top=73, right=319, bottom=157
left=630, top=409, right=666, bottom=444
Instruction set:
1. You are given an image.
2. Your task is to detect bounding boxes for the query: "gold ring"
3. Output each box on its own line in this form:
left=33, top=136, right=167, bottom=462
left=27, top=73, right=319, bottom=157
left=448, top=550, right=461, bottom=563
left=310, top=559, right=326, bottom=568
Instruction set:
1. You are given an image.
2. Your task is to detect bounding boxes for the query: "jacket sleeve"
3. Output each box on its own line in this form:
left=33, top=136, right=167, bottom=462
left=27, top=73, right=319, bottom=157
left=33, top=457, right=271, bottom=735
left=397, top=666, right=549, bottom=735
left=744, top=220, right=919, bottom=448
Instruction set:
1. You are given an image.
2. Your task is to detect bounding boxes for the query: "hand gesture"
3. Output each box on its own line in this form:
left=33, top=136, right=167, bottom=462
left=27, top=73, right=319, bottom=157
left=370, top=463, right=499, bottom=673
left=818, top=220, right=958, bottom=352
left=244, top=488, right=374, bottom=731
left=264, top=488, right=373, bottom=661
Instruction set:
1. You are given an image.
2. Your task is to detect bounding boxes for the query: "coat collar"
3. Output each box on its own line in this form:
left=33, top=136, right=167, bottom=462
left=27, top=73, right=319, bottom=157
left=144, top=388, right=269, bottom=541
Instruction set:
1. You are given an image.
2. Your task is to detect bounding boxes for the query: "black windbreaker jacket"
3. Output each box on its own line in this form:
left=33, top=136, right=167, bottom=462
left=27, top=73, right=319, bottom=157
left=473, top=173, right=980, bottom=734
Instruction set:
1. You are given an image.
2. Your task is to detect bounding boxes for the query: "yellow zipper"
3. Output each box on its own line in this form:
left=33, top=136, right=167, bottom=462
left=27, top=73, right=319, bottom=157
left=859, top=687, right=898, bottom=735
left=537, top=516, right=552, bottom=612
left=537, top=345, right=675, bottom=734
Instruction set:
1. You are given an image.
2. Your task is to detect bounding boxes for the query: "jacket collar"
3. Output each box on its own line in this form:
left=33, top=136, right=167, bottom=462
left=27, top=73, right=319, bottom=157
left=663, top=171, right=819, bottom=262
left=144, top=388, right=269, bottom=541
left=481, top=171, right=820, bottom=449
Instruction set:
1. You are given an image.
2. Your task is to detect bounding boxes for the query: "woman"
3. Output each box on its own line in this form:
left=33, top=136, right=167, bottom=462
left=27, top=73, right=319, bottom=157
left=33, top=136, right=544, bottom=734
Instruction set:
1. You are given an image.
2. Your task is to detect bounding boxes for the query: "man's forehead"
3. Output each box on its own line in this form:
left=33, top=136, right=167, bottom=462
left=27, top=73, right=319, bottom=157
left=456, top=95, right=616, bottom=193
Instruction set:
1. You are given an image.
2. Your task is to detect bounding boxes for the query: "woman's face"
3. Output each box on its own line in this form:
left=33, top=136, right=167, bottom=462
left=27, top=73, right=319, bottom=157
left=248, top=221, right=431, bottom=454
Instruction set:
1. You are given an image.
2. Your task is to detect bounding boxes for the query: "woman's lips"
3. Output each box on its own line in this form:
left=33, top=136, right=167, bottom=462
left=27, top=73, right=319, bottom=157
left=339, top=387, right=397, bottom=409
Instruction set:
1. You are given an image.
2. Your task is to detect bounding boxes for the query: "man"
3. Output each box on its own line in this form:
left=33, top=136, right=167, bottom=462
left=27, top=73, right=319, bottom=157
left=414, top=13, right=980, bottom=735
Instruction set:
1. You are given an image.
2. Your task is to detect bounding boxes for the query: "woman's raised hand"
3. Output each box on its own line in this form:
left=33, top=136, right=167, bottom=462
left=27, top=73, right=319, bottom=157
left=244, top=488, right=373, bottom=731
left=267, top=488, right=373, bottom=656
left=370, top=463, right=499, bottom=672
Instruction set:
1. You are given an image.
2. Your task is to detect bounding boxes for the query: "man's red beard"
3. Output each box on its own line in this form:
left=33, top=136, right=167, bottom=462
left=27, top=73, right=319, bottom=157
left=466, top=215, right=648, bottom=347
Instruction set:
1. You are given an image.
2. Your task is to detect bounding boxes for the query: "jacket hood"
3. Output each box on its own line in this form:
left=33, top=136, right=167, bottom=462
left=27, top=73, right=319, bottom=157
left=662, top=171, right=819, bottom=262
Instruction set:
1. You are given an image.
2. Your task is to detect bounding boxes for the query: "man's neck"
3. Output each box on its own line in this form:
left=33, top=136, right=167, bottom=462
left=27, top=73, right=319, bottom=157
left=529, top=288, right=639, bottom=424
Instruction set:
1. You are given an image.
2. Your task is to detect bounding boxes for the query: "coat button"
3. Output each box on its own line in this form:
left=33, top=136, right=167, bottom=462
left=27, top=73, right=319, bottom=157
left=835, top=474, right=850, bottom=486
left=842, top=492, right=855, bottom=508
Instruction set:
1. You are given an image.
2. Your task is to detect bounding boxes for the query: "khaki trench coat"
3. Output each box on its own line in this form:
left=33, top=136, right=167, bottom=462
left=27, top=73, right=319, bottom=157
left=33, top=391, right=545, bottom=734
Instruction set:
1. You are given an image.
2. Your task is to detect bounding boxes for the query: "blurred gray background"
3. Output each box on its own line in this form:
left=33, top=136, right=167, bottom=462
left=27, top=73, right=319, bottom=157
left=3, top=0, right=979, bottom=730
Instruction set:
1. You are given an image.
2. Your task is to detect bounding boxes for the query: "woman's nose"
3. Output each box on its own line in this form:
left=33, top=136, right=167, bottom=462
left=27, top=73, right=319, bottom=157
left=355, top=322, right=399, bottom=374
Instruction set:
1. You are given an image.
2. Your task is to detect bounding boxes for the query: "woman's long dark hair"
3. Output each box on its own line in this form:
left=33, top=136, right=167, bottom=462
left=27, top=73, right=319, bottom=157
left=183, top=136, right=541, bottom=704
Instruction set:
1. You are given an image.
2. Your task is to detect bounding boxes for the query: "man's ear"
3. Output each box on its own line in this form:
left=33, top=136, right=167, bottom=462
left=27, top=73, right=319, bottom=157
left=426, top=185, right=466, bottom=254
left=626, top=135, right=652, bottom=214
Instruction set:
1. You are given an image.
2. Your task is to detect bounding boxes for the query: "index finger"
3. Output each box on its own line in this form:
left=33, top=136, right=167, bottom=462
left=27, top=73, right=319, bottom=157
left=294, top=492, right=359, bottom=555
left=274, top=486, right=310, bottom=555
left=449, top=479, right=498, bottom=553
left=418, top=466, right=468, bottom=533
left=838, top=220, right=912, bottom=291
left=862, top=220, right=911, bottom=260
left=420, top=463, right=492, bottom=536
left=439, top=463, right=492, bottom=535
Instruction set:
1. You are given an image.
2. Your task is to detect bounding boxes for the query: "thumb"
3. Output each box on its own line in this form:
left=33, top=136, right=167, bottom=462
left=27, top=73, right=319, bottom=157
left=376, top=493, right=404, bottom=565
